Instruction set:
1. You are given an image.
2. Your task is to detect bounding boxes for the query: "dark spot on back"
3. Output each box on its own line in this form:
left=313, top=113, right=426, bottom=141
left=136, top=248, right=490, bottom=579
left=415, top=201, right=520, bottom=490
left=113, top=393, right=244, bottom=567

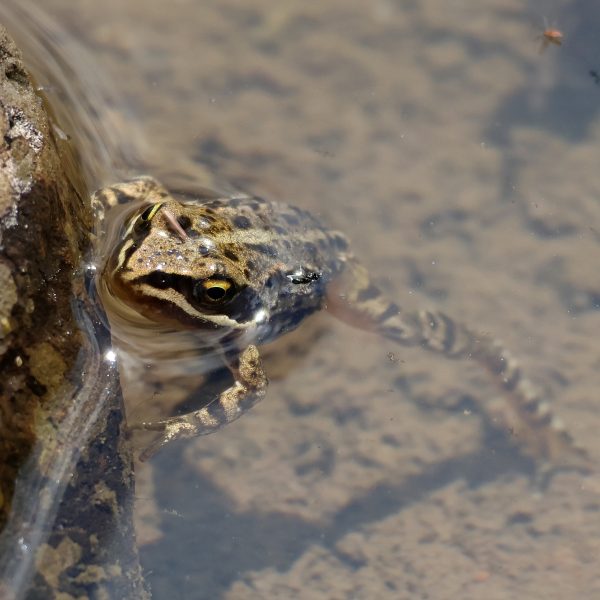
left=246, top=260, right=256, bottom=271
left=204, top=200, right=224, bottom=209
left=247, top=243, right=278, bottom=258
left=223, top=248, right=239, bottom=262
left=177, top=215, right=191, bottom=229
left=233, top=215, right=252, bottom=229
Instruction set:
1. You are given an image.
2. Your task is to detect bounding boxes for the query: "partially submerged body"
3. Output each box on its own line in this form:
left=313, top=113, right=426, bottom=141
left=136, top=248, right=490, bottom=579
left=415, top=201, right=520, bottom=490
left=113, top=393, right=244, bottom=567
left=95, top=177, right=589, bottom=469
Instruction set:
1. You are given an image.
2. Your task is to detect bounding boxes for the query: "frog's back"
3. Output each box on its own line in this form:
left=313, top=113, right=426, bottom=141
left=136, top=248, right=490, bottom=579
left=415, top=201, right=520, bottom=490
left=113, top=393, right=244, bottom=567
left=188, top=192, right=351, bottom=342
left=192, top=193, right=350, bottom=279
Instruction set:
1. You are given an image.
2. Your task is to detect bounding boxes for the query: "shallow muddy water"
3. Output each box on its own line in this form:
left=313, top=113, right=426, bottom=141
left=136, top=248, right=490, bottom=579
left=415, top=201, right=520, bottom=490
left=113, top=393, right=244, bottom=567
left=3, top=0, right=600, bottom=598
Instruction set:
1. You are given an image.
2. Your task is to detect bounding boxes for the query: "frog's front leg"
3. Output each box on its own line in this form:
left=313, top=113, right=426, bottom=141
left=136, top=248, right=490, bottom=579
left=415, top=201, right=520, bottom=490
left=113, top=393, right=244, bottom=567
left=136, top=345, right=267, bottom=461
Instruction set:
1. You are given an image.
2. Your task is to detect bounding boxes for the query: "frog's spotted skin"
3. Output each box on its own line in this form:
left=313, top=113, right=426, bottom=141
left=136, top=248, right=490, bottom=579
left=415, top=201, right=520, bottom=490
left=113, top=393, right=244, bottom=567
left=95, top=177, right=589, bottom=467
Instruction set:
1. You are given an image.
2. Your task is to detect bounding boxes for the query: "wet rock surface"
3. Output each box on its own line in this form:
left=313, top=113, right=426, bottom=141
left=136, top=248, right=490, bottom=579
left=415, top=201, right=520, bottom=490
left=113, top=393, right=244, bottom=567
left=0, top=25, right=147, bottom=599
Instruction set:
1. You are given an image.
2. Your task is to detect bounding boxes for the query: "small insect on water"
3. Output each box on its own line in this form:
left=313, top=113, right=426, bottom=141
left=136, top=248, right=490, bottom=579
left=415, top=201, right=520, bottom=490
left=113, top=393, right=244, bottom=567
left=538, top=19, right=563, bottom=53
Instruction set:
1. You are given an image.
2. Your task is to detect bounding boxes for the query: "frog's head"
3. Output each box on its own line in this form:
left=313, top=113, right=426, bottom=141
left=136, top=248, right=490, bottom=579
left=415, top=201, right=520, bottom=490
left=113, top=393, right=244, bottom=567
left=102, top=197, right=268, bottom=334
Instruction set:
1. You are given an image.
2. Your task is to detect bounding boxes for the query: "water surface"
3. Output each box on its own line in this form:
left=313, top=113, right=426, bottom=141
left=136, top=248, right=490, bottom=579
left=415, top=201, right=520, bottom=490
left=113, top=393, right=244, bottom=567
left=4, top=1, right=600, bottom=598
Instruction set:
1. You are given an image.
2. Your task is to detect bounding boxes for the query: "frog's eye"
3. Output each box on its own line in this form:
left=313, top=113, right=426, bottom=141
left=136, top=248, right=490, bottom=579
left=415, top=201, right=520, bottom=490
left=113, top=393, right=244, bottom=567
left=194, top=278, right=236, bottom=303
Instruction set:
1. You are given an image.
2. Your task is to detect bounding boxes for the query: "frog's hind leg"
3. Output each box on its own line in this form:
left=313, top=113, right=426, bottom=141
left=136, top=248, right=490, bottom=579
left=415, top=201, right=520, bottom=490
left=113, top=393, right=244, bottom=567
left=327, top=258, right=591, bottom=471
left=136, top=345, right=267, bottom=461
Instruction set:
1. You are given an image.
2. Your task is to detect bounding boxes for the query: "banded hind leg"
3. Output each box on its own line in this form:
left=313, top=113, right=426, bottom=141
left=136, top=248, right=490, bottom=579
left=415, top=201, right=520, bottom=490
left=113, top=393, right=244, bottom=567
left=326, top=258, right=590, bottom=470
left=135, top=345, right=267, bottom=461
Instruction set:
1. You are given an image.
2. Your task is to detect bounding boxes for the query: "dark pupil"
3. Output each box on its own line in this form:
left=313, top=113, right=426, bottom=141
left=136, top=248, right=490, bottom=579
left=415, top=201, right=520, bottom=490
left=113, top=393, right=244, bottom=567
left=206, top=286, right=226, bottom=301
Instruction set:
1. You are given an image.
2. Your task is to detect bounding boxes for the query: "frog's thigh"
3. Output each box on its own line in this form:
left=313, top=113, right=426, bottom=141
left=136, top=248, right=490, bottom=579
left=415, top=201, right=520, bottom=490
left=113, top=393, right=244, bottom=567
left=139, top=345, right=267, bottom=460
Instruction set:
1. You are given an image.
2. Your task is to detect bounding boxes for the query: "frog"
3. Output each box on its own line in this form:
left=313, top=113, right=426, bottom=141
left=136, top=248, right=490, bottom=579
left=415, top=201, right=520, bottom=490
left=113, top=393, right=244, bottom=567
left=93, top=176, right=590, bottom=469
